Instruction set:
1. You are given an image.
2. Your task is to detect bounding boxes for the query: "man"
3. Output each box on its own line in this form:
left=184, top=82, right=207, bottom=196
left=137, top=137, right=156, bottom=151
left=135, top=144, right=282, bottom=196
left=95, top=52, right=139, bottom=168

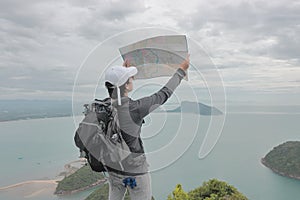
left=104, top=55, right=189, bottom=200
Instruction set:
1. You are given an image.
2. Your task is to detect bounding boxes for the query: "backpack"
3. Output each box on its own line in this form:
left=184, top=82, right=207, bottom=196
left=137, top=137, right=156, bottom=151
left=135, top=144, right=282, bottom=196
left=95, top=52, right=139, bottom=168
left=74, top=98, right=131, bottom=172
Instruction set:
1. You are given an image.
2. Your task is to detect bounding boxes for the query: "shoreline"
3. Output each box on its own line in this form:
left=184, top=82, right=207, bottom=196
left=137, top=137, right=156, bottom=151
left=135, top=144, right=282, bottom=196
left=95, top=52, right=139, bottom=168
left=0, top=114, right=78, bottom=123
left=0, top=179, right=59, bottom=199
left=261, top=158, right=300, bottom=180
left=0, top=179, right=59, bottom=191
left=0, top=159, right=87, bottom=198
left=3, top=110, right=300, bottom=123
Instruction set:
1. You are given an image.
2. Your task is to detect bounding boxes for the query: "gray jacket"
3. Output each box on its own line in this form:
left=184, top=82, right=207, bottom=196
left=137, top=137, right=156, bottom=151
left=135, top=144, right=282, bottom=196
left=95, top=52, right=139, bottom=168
left=109, top=68, right=186, bottom=175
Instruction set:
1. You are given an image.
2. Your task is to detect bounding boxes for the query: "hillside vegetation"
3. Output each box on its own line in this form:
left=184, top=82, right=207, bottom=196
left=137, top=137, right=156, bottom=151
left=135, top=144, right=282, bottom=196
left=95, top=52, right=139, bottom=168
left=262, top=141, right=300, bottom=179
left=55, top=165, right=104, bottom=195
left=167, top=179, right=248, bottom=200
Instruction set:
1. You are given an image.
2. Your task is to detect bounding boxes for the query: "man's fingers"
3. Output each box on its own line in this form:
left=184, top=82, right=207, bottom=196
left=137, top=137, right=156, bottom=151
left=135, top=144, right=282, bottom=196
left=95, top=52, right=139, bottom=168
left=186, top=54, right=190, bottom=62
left=122, top=59, right=127, bottom=67
left=123, top=59, right=131, bottom=67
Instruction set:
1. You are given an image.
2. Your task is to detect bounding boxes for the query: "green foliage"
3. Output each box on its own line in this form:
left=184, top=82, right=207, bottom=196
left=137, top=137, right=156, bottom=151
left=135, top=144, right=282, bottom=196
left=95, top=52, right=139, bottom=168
left=167, top=184, right=189, bottom=200
left=168, top=179, right=248, bottom=200
left=55, top=165, right=104, bottom=193
left=263, top=141, right=300, bottom=177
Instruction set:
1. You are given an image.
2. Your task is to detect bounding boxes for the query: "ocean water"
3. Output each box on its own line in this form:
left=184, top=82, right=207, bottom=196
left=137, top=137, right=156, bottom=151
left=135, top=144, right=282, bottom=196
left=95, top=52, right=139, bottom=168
left=0, top=113, right=300, bottom=200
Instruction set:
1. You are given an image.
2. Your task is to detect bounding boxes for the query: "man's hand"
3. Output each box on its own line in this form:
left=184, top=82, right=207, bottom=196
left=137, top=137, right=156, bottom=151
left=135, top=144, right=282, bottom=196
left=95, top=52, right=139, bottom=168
left=123, top=59, right=130, bottom=68
left=180, top=54, right=190, bottom=71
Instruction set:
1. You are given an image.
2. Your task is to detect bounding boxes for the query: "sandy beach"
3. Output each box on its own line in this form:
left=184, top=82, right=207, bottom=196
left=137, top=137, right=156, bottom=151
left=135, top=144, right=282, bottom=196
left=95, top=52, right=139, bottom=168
left=0, top=180, right=59, bottom=198
left=0, top=159, right=86, bottom=199
left=0, top=179, right=59, bottom=190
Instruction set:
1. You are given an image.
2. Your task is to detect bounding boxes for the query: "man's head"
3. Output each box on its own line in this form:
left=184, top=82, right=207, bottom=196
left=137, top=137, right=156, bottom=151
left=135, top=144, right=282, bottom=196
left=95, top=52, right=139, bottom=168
left=105, top=65, right=137, bottom=105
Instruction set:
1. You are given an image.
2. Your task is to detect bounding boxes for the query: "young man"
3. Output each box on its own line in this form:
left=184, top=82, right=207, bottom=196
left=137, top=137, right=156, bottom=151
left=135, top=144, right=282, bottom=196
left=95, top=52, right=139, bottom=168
left=104, top=56, right=189, bottom=200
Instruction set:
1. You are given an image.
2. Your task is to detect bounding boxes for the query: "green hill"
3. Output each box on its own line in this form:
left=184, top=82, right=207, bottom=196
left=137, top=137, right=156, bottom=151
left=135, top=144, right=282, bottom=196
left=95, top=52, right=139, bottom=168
left=262, top=141, right=300, bottom=180
left=167, top=179, right=248, bottom=200
left=55, top=165, right=105, bottom=195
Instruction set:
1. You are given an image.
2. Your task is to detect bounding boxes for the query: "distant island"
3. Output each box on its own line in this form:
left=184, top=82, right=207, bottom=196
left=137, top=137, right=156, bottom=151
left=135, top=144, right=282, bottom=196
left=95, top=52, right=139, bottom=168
left=163, top=101, right=223, bottom=115
left=261, top=141, right=300, bottom=180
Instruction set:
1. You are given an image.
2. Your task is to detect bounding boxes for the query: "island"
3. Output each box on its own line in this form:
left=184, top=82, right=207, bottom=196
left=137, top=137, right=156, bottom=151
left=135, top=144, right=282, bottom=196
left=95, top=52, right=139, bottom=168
left=164, top=101, right=223, bottom=115
left=261, top=141, right=300, bottom=180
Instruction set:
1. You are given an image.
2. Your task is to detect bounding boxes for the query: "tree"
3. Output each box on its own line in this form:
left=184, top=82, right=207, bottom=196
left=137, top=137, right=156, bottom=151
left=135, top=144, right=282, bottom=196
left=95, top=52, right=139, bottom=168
left=167, top=179, right=248, bottom=200
left=167, top=184, right=189, bottom=200
left=188, top=179, right=247, bottom=200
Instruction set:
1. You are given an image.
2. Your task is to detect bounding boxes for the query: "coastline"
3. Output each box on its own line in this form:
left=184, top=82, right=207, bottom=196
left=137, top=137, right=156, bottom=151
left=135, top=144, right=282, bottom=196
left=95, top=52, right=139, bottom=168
left=261, top=158, right=300, bottom=180
left=0, top=114, right=77, bottom=123
left=0, top=180, right=59, bottom=191
left=0, top=179, right=59, bottom=199
left=0, top=159, right=88, bottom=198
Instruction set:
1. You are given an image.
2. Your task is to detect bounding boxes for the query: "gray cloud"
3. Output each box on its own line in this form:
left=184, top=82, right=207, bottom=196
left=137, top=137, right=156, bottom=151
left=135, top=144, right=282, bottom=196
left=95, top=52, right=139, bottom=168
left=0, top=0, right=45, bottom=28
left=76, top=1, right=147, bottom=40
left=269, top=26, right=300, bottom=60
left=177, top=0, right=300, bottom=61
left=0, top=0, right=299, bottom=103
left=0, top=66, right=74, bottom=92
left=0, top=0, right=148, bottom=100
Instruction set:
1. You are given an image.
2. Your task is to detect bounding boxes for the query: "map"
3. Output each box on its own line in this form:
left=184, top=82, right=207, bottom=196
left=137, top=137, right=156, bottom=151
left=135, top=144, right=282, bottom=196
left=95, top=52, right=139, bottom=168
left=119, top=35, right=188, bottom=80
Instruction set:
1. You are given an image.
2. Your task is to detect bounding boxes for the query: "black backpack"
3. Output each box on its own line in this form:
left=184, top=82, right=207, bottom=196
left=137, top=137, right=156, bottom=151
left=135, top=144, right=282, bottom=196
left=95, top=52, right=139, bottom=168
left=74, top=98, right=131, bottom=172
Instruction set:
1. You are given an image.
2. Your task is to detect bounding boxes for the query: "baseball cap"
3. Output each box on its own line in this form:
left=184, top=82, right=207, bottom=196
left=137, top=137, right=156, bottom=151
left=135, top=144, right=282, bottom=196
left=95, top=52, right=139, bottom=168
left=105, top=65, right=138, bottom=105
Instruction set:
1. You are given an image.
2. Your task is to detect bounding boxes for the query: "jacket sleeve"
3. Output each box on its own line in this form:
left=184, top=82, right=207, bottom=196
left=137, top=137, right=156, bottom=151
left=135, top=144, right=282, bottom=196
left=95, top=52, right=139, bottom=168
left=135, top=68, right=186, bottom=119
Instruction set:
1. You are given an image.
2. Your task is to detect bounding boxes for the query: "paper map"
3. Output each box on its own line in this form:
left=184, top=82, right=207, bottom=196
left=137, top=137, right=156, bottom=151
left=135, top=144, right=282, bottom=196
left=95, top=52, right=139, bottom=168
left=119, top=35, right=188, bottom=80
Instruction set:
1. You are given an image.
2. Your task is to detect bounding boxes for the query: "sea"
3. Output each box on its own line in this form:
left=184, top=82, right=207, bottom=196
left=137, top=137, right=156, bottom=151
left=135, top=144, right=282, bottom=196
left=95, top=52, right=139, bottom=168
left=0, top=110, right=300, bottom=200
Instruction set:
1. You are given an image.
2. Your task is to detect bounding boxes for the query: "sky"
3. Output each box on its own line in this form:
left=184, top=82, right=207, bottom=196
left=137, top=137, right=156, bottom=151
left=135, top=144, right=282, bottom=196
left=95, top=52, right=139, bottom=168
left=0, top=0, right=299, bottom=105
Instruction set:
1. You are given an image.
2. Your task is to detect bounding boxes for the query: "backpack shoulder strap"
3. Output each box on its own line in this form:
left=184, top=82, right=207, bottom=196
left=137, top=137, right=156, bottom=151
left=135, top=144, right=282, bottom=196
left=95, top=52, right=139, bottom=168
left=94, top=97, right=111, bottom=104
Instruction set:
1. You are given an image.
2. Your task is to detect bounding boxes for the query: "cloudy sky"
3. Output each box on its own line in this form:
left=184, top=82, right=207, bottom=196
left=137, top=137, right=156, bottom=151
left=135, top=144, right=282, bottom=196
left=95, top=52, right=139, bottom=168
left=0, top=0, right=299, bottom=105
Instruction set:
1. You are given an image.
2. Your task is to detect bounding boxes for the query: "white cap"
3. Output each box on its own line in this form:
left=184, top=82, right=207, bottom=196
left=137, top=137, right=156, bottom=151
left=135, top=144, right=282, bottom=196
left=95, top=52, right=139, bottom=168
left=105, top=66, right=138, bottom=105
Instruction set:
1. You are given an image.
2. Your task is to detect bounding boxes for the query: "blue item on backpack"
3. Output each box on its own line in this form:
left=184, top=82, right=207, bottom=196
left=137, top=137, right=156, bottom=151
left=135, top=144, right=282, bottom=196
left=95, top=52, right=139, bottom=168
left=123, top=177, right=137, bottom=189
